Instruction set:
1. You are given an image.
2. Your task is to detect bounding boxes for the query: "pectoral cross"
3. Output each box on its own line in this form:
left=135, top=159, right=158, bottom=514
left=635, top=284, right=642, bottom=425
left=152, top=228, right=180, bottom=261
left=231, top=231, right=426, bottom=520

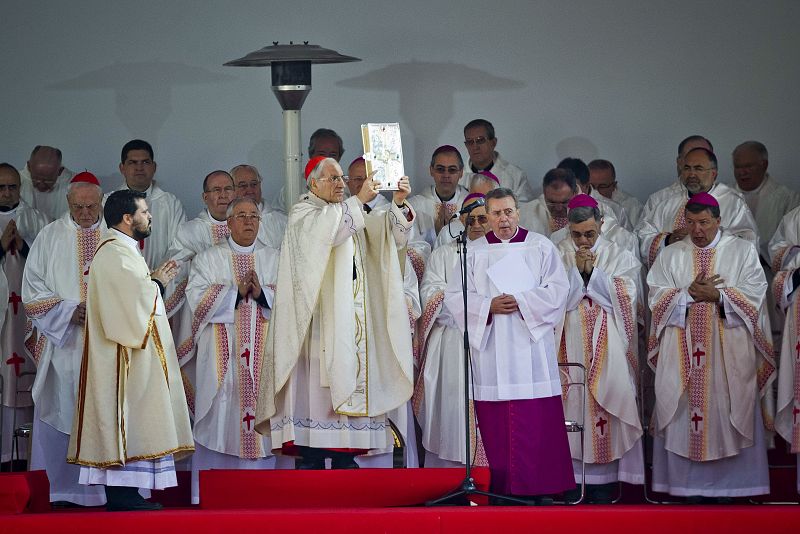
left=692, top=347, right=705, bottom=366
left=8, top=292, right=21, bottom=315
left=240, top=348, right=251, bottom=368
left=595, top=416, right=608, bottom=436
left=5, top=353, right=24, bottom=376
left=691, top=412, right=704, bottom=432
left=242, top=412, right=255, bottom=431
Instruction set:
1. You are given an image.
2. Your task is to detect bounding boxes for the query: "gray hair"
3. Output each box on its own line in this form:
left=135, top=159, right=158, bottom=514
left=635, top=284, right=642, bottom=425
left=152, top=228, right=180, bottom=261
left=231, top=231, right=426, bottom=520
left=568, top=206, right=602, bottom=224
left=307, top=157, right=338, bottom=186
left=485, top=187, right=518, bottom=209
left=225, top=196, right=259, bottom=218
left=469, top=172, right=498, bottom=191
left=733, top=141, right=768, bottom=161
left=230, top=164, right=262, bottom=182
left=67, top=181, right=103, bottom=199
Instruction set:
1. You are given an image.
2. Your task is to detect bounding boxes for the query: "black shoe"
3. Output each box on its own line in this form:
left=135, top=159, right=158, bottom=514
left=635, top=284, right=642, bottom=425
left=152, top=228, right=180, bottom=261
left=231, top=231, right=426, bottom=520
left=532, top=495, right=555, bottom=506
left=330, top=453, right=360, bottom=469
left=586, top=483, right=614, bottom=504
left=296, top=457, right=326, bottom=470
left=104, top=486, right=163, bottom=512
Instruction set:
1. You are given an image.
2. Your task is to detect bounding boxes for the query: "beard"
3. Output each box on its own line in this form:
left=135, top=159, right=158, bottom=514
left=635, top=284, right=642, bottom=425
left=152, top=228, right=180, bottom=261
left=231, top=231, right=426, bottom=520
left=132, top=224, right=151, bottom=241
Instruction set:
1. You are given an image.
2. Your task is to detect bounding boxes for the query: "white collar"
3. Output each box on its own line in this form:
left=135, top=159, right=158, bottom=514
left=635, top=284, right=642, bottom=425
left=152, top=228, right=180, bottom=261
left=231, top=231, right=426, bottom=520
left=207, top=210, right=227, bottom=225
left=228, top=236, right=255, bottom=254
left=499, top=227, right=520, bottom=243
left=111, top=227, right=140, bottom=252
left=695, top=229, right=722, bottom=250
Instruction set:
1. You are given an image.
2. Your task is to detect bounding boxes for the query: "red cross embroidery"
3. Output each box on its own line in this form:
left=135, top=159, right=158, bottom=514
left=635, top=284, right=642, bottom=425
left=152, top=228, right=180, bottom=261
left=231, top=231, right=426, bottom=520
left=691, top=412, right=703, bottom=432
left=5, top=353, right=24, bottom=376
left=83, top=262, right=91, bottom=276
left=596, top=416, right=608, bottom=436
left=795, top=340, right=800, bottom=360
left=242, top=412, right=255, bottom=431
left=793, top=406, right=800, bottom=425
left=692, top=347, right=705, bottom=366
left=240, top=348, right=251, bottom=368
left=8, top=292, right=22, bottom=315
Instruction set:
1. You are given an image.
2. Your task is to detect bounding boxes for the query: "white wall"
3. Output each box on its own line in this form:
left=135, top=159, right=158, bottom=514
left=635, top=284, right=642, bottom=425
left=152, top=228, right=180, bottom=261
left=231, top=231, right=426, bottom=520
left=2, top=0, right=798, bottom=216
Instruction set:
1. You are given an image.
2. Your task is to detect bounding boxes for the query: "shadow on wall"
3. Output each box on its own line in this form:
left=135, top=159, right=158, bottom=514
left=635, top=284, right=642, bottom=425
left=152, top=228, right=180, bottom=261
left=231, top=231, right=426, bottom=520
left=47, top=61, right=235, bottom=143
left=337, top=60, right=525, bottom=176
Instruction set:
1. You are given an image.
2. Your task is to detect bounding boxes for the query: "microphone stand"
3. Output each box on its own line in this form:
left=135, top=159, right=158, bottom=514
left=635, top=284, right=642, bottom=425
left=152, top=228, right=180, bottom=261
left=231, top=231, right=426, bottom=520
left=426, top=229, right=529, bottom=506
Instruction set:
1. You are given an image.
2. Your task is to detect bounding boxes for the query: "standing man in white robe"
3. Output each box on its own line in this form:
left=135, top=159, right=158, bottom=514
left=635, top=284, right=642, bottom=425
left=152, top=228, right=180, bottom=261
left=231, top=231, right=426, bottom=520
left=0, top=163, right=48, bottom=467
left=67, top=189, right=193, bottom=511
left=636, top=147, right=757, bottom=268
left=22, top=172, right=106, bottom=506
left=19, top=145, right=75, bottom=222
left=444, top=187, right=574, bottom=502
left=647, top=192, right=775, bottom=501
left=460, top=119, right=535, bottom=202
left=255, top=156, right=415, bottom=470
left=556, top=194, right=644, bottom=503
left=771, top=205, right=800, bottom=492
left=111, top=139, right=186, bottom=270
left=230, top=164, right=287, bottom=249
left=408, top=145, right=468, bottom=248
left=416, top=194, right=490, bottom=468
left=588, top=159, right=644, bottom=228
left=186, top=197, right=291, bottom=503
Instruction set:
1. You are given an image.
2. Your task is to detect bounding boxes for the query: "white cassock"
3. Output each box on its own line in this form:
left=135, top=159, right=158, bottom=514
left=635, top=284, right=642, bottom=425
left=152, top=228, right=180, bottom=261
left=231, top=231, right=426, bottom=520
left=108, top=181, right=187, bottom=269
left=770, top=205, right=800, bottom=492
left=642, top=181, right=684, bottom=221
left=255, top=194, right=415, bottom=455
left=518, top=196, right=565, bottom=237
left=19, top=166, right=75, bottom=222
left=407, top=185, right=468, bottom=248
left=590, top=188, right=632, bottom=231
left=0, top=200, right=48, bottom=463
left=459, top=152, right=536, bottom=202
left=611, top=188, right=644, bottom=228
left=358, top=255, right=421, bottom=469
left=186, top=237, right=291, bottom=504
left=414, top=240, right=488, bottom=467
left=556, top=236, right=644, bottom=485
left=647, top=230, right=775, bottom=497
left=258, top=202, right=288, bottom=250
left=21, top=212, right=106, bottom=505
left=635, top=182, right=758, bottom=268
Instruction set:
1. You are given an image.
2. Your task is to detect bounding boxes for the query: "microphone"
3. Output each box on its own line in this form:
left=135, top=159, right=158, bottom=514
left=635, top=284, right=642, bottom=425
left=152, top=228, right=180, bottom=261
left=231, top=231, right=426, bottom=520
left=458, top=197, right=485, bottom=215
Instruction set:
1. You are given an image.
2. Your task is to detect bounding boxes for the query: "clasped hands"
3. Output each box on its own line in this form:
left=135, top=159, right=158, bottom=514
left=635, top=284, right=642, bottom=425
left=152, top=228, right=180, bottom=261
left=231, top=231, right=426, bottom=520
left=237, top=270, right=262, bottom=300
left=575, top=246, right=595, bottom=275
left=490, top=293, right=519, bottom=315
left=687, top=273, right=724, bottom=303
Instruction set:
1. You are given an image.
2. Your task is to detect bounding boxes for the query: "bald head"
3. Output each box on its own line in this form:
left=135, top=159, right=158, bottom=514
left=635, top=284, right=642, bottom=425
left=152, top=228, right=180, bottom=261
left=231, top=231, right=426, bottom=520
left=27, top=146, right=64, bottom=193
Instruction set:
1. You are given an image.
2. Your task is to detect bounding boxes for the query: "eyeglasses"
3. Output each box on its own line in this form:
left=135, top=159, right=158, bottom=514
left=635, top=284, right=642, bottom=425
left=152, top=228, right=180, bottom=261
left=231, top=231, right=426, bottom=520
left=317, top=175, right=349, bottom=184
left=594, top=182, right=616, bottom=191
left=230, top=214, right=262, bottom=222
left=205, top=186, right=235, bottom=195
left=489, top=208, right=517, bottom=217
left=682, top=165, right=714, bottom=173
left=464, top=137, right=489, bottom=147
left=235, top=181, right=261, bottom=189
left=570, top=230, right=598, bottom=240
left=545, top=201, right=570, bottom=209
left=465, top=215, right=488, bottom=226
left=433, top=165, right=461, bottom=174
left=70, top=202, right=100, bottom=211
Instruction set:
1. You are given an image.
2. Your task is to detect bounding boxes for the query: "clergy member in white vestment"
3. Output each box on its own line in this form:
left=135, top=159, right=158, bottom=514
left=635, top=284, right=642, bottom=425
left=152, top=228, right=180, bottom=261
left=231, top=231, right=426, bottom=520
left=588, top=159, right=644, bottom=228
left=415, top=194, right=490, bottom=468
left=67, top=189, right=193, bottom=511
left=109, top=139, right=187, bottom=270
left=519, top=168, right=578, bottom=238
left=444, top=187, right=574, bottom=501
left=641, top=135, right=715, bottom=222
left=0, top=163, right=48, bottom=466
left=460, top=119, right=536, bottom=202
left=22, top=172, right=106, bottom=506
left=636, top=147, right=757, bottom=268
left=230, top=164, right=287, bottom=249
left=771, top=205, right=800, bottom=492
left=647, top=192, right=775, bottom=500
left=558, top=157, right=632, bottom=231
left=254, top=156, right=415, bottom=470
left=19, top=145, right=75, bottom=222
left=434, top=171, right=499, bottom=249
left=407, top=145, right=468, bottom=248
left=555, top=194, right=644, bottom=503
left=186, top=197, right=292, bottom=503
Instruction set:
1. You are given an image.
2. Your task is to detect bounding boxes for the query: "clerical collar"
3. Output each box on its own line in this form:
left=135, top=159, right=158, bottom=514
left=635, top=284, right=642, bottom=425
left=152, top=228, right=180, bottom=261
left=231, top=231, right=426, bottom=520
left=207, top=210, right=227, bottom=224
left=111, top=227, right=140, bottom=252
left=0, top=203, right=19, bottom=213
left=434, top=187, right=456, bottom=203
left=228, top=236, right=255, bottom=254
left=470, top=159, right=494, bottom=173
left=127, top=182, right=153, bottom=197
left=696, top=230, right=722, bottom=250
left=486, top=226, right=528, bottom=244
